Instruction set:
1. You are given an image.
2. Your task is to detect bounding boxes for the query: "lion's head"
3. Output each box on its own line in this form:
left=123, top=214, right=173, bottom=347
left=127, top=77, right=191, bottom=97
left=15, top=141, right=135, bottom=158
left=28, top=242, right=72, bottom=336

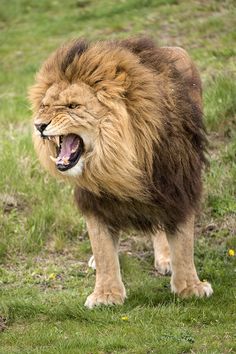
left=29, top=39, right=167, bottom=200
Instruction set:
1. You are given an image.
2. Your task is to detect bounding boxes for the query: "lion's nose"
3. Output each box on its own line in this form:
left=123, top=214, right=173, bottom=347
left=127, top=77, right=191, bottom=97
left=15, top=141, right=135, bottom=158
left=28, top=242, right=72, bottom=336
left=35, top=122, right=50, bottom=135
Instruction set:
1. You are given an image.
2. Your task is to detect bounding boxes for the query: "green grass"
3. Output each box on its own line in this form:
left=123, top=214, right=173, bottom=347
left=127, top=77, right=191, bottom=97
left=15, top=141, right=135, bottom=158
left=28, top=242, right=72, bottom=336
left=0, top=0, right=236, bottom=353
left=1, top=250, right=236, bottom=353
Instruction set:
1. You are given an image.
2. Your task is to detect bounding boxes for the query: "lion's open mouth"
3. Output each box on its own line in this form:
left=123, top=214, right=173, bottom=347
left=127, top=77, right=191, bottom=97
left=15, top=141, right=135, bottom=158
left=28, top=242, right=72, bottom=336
left=48, top=134, right=84, bottom=171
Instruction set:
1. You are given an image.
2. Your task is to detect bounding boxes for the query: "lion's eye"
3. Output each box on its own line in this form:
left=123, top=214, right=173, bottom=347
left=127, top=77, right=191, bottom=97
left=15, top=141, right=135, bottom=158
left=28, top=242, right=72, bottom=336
left=67, top=103, right=80, bottom=109
left=40, top=103, right=49, bottom=110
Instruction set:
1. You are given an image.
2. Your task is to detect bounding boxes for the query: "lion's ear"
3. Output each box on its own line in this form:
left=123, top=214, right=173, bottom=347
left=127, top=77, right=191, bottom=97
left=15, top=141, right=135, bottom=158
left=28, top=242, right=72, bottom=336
left=95, top=66, right=130, bottom=102
left=115, top=70, right=132, bottom=91
left=115, top=66, right=129, bottom=85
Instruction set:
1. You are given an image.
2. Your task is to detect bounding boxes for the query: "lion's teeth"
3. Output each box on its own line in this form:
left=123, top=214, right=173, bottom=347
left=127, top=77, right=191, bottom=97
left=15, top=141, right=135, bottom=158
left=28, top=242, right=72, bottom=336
left=56, top=136, right=60, bottom=147
left=71, top=144, right=79, bottom=154
left=50, top=155, right=57, bottom=163
left=62, top=157, right=69, bottom=165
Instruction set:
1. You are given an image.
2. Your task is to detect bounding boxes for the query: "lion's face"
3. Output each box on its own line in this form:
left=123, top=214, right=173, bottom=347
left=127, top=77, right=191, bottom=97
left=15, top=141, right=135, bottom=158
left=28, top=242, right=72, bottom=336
left=32, top=75, right=143, bottom=199
left=33, top=81, right=106, bottom=177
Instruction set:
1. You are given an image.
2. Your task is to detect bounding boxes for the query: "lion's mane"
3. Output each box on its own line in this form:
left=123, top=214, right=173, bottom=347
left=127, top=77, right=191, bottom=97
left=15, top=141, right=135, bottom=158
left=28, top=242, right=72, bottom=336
left=30, top=37, right=207, bottom=233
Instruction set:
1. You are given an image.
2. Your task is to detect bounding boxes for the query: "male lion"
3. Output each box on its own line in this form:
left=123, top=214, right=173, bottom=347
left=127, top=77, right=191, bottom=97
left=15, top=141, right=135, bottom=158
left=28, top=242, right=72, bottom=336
left=30, top=37, right=213, bottom=308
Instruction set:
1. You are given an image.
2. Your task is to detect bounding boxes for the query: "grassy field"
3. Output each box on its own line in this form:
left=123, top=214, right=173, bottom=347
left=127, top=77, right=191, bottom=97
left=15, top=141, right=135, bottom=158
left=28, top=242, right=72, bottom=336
left=0, top=0, right=236, bottom=353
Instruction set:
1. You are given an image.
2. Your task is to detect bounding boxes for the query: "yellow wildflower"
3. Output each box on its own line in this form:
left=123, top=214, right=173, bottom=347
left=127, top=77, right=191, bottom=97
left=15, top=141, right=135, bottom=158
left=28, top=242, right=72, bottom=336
left=121, top=316, right=129, bottom=321
left=48, top=273, right=56, bottom=280
left=228, top=249, right=235, bottom=257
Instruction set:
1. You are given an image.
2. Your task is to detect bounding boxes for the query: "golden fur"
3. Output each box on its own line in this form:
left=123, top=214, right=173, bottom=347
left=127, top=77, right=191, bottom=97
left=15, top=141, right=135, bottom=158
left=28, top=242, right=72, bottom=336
left=29, top=38, right=213, bottom=307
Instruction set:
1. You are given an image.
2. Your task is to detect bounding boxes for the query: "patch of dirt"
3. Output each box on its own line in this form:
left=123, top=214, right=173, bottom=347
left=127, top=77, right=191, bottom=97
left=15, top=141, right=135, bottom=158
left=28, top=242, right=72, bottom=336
left=196, top=214, right=236, bottom=245
left=33, top=253, right=86, bottom=269
left=0, top=193, right=28, bottom=213
left=0, top=316, right=7, bottom=332
left=75, top=0, right=91, bottom=8
left=0, top=193, right=18, bottom=212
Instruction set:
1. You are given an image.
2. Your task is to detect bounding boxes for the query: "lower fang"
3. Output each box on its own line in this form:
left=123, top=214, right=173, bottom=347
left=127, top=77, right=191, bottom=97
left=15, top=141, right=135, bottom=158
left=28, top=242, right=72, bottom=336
left=71, top=144, right=79, bottom=153
left=62, top=157, right=69, bottom=165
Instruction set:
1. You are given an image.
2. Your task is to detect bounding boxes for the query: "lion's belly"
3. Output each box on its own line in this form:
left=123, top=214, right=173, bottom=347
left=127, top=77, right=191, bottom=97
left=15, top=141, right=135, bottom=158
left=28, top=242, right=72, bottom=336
left=74, top=187, right=173, bottom=234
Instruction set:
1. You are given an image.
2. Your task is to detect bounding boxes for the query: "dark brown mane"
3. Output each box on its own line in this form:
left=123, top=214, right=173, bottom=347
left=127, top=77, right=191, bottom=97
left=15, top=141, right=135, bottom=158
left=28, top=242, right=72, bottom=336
left=74, top=38, right=207, bottom=233
left=60, top=39, right=89, bottom=73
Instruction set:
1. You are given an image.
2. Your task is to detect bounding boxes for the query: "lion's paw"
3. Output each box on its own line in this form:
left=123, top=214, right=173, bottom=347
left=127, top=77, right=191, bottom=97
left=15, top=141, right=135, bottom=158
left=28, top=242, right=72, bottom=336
left=85, top=286, right=126, bottom=309
left=172, top=279, right=213, bottom=298
left=155, top=259, right=171, bottom=275
left=88, top=255, right=96, bottom=270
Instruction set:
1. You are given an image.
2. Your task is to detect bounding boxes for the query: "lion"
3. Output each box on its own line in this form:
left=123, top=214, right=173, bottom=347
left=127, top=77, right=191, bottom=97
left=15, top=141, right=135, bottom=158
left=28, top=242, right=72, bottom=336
left=29, top=37, right=213, bottom=308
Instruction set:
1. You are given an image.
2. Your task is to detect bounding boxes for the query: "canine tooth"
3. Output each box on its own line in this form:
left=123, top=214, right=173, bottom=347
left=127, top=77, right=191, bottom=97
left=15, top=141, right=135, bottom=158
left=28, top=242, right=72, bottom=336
left=53, top=136, right=60, bottom=146
left=50, top=155, right=57, bottom=162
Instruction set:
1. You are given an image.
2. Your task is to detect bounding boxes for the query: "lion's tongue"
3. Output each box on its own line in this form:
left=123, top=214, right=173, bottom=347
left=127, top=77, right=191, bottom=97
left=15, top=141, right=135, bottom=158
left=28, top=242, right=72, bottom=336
left=56, top=134, right=80, bottom=165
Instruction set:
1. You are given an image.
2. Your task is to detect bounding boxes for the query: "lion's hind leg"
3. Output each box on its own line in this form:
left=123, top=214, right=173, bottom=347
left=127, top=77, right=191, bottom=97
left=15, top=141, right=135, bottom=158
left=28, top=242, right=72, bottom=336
left=89, top=229, right=172, bottom=276
left=166, top=214, right=213, bottom=298
left=152, top=230, right=171, bottom=275
left=88, top=255, right=96, bottom=270
left=88, top=229, right=172, bottom=276
left=84, top=215, right=126, bottom=308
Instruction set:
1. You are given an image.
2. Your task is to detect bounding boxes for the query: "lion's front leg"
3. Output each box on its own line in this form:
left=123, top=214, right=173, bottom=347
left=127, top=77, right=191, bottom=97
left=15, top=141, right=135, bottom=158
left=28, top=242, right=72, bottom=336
left=166, top=214, right=213, bottom=298
left=84, top=214, right=126, bottom=308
